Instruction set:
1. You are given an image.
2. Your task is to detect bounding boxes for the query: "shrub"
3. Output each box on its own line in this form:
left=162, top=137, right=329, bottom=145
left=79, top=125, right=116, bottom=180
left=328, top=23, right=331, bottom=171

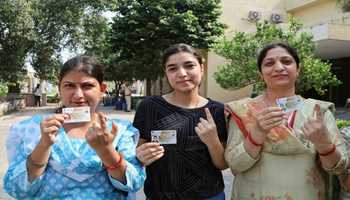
left=0, top=84, right=8, bottom=97
left=336, top=119, right=350, bottom=129
left=47, top=94, right=60, bottom=103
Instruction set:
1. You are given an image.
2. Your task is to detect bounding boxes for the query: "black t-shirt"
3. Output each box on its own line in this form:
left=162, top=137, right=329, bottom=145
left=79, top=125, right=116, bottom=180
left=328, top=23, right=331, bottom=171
left=133, top=96, right=227, bottom=200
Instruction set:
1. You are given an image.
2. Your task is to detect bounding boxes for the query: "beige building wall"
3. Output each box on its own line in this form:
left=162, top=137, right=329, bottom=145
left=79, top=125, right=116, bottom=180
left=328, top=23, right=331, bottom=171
left=286, top=0, right=350, bottom=59
left=286, top=0, right=350, bottom=41
left=285, top=0, right=319, bottom=10
left=207, top=0, right=287, bottom=103
left=287, top=0, right=340, bottom=26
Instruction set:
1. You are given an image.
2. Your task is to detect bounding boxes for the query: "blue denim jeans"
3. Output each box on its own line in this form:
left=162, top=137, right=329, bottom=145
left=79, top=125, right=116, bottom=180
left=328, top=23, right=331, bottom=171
left=205, top=192, right=225, bottom=200
left=146, top=191, right=225, bottom=200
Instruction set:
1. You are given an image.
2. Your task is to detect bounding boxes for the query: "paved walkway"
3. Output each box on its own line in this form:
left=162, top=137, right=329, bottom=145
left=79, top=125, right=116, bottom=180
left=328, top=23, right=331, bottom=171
left=0, top=104, right=234, bottom=199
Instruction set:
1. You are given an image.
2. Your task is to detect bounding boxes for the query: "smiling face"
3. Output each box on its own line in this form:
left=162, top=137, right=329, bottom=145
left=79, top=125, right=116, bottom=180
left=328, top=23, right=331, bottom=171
left=164, top=52, right=204, bottom=93
left=260, top=47, right=300, bottom=90
left=59, top=70, right=106, bottom=112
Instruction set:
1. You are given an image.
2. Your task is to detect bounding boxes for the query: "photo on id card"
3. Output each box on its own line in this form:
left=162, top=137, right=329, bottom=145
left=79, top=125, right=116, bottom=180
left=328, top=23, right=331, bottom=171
left=151, top=130, right=177, bottom=144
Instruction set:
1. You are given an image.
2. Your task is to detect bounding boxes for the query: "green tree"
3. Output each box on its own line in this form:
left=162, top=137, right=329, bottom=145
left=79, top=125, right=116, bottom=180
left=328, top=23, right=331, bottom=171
left=336, top=0, right=350, bottom=12
left=109, top=0, right=225, bottom=94
left=0, top=82, right=8, bottom=97
left=82, top=12, right=110, bottom=58
left=0, top=0, right=116, bottom=92
left=214, top=17, right=340, bottom=96
left=0, top=0, right=35, bottom=92
left=79, top=11, right=130, bottom=95
left=30, top=0, right=115, bottom=83
left=29, top=0, right=81, bottom=83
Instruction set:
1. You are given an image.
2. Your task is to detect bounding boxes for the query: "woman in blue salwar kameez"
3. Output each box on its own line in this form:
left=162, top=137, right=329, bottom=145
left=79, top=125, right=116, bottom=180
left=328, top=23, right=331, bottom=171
left=3, top=55, right=145, bottom=200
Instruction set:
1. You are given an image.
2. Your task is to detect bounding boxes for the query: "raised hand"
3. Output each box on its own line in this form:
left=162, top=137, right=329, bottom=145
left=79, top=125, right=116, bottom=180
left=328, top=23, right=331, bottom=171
left=302, top=104, right=332, bottom=151
left=248, top=106, right=286, bottom=144
left=86, top=113, right=118, bottom=152
left=136, top=142, right=164, bottom=166
left=40, top=114, right=69, bottom=147
left=195, top=108, right=219, bottom=146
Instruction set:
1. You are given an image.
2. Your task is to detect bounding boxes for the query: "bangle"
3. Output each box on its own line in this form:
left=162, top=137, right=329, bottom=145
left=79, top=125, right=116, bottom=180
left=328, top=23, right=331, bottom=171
left=104, top=154, right=124, bottom=171
left=247, top=133, right=263, bottom=147
left=318, top=144, right=336, bottom=157
left=27, top=154, right=47, bottom=168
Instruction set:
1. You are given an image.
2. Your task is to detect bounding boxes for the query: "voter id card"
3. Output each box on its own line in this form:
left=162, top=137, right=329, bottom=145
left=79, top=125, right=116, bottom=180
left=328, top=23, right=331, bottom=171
left=151, top=130, right=177, bottom=144
left=62, top=106, right=91, bottom=123
left=276, top=96, right=303, bottom=113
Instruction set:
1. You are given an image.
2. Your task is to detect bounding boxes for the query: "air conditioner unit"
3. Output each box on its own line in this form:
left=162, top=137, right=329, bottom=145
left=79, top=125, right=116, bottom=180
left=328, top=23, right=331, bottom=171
left=270, top=13, right=283, bottom=23
left=248, top=11, right=261, bottom=21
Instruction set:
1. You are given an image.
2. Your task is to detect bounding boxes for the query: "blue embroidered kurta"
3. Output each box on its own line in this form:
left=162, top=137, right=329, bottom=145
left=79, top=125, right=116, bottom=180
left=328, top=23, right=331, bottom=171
left=3, top=115, right=145, bottom=200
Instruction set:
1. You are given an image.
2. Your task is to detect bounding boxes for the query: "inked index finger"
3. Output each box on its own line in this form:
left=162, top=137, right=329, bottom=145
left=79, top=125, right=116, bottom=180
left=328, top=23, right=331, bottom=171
left=98, top=112, right=107, bottom=132
left=313, top=104, right=324, bottom=120
left=204, top=107, right=215, bottom=124
left=111, top=122, right=118, bottom=136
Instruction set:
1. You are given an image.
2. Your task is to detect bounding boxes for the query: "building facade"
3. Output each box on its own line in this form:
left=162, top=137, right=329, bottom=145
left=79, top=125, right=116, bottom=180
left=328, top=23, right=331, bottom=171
left=206, top=0, right=350, bottom=105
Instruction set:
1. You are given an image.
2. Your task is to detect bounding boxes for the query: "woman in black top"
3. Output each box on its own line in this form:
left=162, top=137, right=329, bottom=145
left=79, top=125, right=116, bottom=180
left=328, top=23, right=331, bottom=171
left=133, top=43, right=228, bottom=200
